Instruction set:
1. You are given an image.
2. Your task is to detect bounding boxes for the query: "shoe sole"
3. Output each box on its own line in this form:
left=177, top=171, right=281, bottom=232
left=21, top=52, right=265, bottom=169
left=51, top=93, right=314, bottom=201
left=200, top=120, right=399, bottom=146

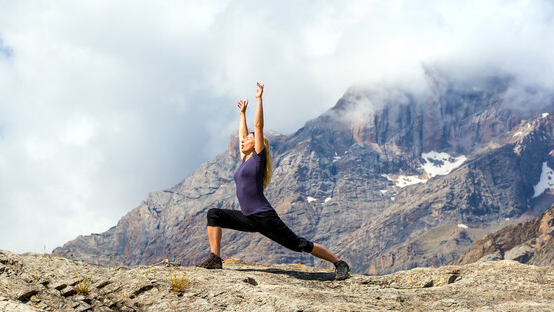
left=335, top=269, right=351, bottom=280
left=335, top=273, right=350, bottom=280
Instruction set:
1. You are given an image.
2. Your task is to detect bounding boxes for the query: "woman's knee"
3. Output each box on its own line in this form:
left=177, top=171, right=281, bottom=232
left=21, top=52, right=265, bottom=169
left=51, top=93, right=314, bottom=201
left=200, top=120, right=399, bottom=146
left=206, top=208, right=221, bottom=227
left=282, top=237, right=314, bottom=253
left=298, top=238, right=314, bottom=253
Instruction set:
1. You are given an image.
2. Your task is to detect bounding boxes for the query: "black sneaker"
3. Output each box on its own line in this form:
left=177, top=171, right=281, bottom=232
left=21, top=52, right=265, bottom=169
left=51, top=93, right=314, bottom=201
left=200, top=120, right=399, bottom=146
left=196, top=252, right=222, bottom=269
left=334, top=260, right=350, bottom=280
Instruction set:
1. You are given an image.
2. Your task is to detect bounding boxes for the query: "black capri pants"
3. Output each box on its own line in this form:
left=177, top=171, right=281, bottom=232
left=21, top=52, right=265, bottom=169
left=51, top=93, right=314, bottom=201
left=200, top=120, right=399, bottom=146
left=206, top=208, right=314, bottom=253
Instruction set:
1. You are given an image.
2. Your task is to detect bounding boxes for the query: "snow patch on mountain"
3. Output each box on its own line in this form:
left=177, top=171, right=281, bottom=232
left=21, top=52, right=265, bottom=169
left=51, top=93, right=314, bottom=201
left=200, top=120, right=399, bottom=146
left=533, top=162, right=554, bottom=198
left=395, top=175, right=428, bottom=188
left=421, top=152, right=467, bottom=178
left=383, top=151, right=467, bottom=188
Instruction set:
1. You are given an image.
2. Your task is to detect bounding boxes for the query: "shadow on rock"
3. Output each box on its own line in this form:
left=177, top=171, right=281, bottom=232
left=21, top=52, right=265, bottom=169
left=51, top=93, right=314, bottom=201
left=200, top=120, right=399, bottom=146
left=231, top=267, right=336, bottom=281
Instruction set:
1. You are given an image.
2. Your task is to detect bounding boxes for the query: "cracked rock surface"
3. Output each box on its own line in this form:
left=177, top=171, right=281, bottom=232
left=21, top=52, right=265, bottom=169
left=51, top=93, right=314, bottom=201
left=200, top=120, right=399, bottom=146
left=2, top=249, right=554, bottom=311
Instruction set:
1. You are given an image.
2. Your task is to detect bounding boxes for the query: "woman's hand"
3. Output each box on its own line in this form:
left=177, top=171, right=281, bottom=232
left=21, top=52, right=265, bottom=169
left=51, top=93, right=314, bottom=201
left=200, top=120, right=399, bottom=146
left=237, top=99, right=248, bottom=114
left=255, top=82, right=264, bottom=99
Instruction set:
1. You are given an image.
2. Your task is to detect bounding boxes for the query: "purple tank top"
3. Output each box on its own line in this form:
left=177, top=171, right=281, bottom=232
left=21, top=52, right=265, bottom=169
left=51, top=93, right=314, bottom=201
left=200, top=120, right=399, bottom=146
left=233, top=148, right=274, bottom=216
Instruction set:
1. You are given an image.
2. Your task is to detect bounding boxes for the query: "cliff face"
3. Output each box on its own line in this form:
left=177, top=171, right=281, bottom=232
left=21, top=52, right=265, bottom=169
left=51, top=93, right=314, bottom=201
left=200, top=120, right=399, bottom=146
left=345, top=117, right=554, bottom=274
left=455, top=203, right=554, bottom=265
left=54, top=73, right=554, bottom=275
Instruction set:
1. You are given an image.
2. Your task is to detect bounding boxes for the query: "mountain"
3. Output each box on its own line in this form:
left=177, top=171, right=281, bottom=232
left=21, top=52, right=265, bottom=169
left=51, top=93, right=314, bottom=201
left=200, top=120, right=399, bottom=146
left=54, top=72, right=554, bottom=275
left=454, top=203, right=554, bottom=265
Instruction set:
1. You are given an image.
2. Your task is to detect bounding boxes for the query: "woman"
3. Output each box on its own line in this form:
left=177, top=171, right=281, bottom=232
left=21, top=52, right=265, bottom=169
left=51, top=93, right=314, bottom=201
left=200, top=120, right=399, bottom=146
left=197, top=82, right=350, bottom=280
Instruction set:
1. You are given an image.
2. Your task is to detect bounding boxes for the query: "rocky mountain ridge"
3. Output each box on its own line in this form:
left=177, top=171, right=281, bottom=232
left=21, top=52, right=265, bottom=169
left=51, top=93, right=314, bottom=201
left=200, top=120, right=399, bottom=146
left=345, top=113, right=554, bottom=274
left=455, top=203, right=554, bottom=265
left=55, top=73, right=554, bottom=275
left=2, top=249, right=554, bottom=311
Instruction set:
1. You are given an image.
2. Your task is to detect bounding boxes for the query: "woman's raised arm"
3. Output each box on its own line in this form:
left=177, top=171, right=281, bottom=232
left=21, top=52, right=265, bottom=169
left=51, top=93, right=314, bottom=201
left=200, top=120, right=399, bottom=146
left=237, top=99, right=249, bottom=138
left=237, top=99, right=248, bottom=159
left=254, top=82, right=265, bottom=154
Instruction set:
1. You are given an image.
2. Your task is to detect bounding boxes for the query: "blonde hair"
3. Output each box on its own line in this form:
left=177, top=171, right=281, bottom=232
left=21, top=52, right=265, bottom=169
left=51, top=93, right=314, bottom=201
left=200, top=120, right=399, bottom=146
left=262, top=136, right=272, bottom=189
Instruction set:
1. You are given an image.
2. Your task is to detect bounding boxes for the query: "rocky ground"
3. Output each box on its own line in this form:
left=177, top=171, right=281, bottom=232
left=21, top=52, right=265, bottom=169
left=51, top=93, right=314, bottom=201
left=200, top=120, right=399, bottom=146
left=1, top=249, right=554, bottom=311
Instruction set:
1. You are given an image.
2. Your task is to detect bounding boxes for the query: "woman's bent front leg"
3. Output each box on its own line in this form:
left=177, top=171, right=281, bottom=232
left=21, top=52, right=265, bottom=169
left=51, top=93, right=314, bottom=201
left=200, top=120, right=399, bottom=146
left=207, top=226, right=222, bottom=256
left=205, top=207, right=258, bottom=258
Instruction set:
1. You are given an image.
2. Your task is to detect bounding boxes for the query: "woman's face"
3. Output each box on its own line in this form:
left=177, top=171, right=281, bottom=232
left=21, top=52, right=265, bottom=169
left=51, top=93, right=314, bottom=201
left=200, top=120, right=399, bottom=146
left=241, top=134, right=255, bottom=154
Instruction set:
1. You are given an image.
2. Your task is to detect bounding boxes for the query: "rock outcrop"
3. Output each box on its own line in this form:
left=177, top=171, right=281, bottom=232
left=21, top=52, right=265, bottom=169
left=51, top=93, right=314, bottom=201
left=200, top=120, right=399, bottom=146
left=455, top=204, right=554, bottom=265
left=2, top=249, right=554, bottom=311
left=54, top=72, right=554, bottom=275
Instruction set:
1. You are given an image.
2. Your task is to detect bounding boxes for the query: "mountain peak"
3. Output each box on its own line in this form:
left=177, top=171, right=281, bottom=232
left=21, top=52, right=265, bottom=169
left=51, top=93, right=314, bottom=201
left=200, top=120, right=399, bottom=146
left=54, top=76, right=554, bottom=275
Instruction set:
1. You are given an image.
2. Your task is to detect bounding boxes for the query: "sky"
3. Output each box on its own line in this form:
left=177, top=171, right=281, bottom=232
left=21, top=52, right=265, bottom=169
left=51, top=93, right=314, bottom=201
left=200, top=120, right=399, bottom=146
left=1, top=0, right=554, bottom=254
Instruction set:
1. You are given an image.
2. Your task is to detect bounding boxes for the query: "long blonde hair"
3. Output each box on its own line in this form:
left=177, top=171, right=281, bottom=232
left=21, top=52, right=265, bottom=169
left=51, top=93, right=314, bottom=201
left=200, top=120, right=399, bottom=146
left=262, top=136, right=272, bottom=189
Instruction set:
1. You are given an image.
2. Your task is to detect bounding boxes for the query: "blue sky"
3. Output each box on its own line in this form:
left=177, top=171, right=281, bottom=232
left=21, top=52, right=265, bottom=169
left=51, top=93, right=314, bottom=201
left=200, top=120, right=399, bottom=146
left=1, top=0, right=553, bottom=253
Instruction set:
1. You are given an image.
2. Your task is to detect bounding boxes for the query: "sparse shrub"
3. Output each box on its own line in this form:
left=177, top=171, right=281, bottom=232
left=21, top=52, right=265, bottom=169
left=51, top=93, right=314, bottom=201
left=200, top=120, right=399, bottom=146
left=33, top=267, right=40, bottom=281
left=72, top=259, right=92, bottom=295
left=74, top=273, right=92, bottom=295
left=169, top=272, right=191, bottom=293
left=108, top=254, right=120, bottom=272
left=144, top=264, right=154, bottom=278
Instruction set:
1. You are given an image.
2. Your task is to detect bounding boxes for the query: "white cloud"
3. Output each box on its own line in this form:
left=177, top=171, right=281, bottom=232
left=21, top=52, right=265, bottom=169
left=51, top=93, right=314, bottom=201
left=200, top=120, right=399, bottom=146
left=0, top=0, right=553, bottom=253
